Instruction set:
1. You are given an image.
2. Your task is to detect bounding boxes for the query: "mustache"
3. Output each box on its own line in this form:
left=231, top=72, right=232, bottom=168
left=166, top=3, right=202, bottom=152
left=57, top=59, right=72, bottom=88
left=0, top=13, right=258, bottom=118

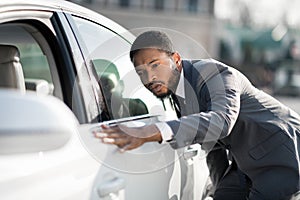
left=145, top=81, right=165, bottom=89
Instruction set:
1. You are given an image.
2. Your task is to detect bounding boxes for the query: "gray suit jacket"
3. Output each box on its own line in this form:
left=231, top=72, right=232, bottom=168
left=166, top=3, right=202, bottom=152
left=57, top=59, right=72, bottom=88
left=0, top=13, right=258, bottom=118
left=167, top=59, right=300, bottom=195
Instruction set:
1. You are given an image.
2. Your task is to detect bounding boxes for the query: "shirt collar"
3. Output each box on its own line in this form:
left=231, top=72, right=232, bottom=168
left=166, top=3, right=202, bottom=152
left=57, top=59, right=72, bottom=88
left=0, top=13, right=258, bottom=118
left=175, top=69, right=185, bottom=99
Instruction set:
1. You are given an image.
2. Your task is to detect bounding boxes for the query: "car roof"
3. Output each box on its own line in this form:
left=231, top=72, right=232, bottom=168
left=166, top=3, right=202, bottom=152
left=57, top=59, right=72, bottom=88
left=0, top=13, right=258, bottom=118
left=0, top=0, right=135, bottom=42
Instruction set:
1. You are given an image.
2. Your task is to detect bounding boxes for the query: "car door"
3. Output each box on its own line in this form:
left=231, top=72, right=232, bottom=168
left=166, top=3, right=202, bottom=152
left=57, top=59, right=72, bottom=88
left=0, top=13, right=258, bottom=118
left=0, top=8, right=106, bottom=200
left=63, top=12, right=208, bottom=200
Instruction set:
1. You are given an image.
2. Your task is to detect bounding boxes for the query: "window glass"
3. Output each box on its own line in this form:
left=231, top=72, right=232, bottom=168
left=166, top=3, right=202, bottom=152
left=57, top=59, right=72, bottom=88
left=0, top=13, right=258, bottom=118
left=0, top=25, right=54, bottom=95
left=72, top=16, right=175, bottom=121
left=19, top=44, right=52, bottom=83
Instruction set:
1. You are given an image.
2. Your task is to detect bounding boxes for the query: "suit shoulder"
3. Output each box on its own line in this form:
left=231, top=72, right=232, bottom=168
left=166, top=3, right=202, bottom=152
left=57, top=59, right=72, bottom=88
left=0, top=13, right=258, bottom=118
left=188, top=59, right=235, bottom=79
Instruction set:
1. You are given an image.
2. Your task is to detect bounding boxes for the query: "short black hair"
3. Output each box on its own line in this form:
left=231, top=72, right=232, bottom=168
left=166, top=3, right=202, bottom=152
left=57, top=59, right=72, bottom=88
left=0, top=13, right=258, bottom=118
left=130, top=30, right=175, bottom=62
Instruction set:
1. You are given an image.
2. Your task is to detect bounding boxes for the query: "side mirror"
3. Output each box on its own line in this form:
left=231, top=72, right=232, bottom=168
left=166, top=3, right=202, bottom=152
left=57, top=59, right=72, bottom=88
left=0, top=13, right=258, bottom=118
left=0, top=90, right=78, bottom=154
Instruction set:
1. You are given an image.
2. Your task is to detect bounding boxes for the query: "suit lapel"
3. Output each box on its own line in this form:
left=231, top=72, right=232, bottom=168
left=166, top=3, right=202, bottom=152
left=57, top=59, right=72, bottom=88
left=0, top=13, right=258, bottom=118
left=182, top=60, right=200, bottom=115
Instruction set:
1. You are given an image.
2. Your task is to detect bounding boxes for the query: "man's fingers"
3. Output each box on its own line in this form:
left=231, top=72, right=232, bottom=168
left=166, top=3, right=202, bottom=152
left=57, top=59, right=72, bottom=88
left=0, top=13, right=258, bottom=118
left=94, top=132, right=125, bottom=139
left=99, top=124, right=120, bottom=133
left=102, top=136, right=129, bottom=147
left=101, top=137, right=116, bottom=144
left=101, top=137, right=127, bottom=148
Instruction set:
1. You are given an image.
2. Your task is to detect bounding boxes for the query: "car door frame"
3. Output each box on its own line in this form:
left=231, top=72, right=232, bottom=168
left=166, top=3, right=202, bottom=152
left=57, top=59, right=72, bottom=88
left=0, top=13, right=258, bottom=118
left=62, top=12, right=122, bottom=123
left=51, top=11, right=102, bottom=123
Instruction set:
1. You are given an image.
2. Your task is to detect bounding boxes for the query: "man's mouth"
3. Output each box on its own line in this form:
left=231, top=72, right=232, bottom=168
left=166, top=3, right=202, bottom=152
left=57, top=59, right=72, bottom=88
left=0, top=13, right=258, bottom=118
left=146, top=81, right=171, bottom=98
left=147, top=82, right=164, bottom=94
left=151, top=83, right=163, bottom=93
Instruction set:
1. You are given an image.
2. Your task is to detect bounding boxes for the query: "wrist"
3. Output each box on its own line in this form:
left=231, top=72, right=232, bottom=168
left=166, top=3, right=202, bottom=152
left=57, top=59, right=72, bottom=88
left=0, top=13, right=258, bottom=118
left=145, top=132, right=162, bottom=143
left=142, top=125, right=162, bottom=143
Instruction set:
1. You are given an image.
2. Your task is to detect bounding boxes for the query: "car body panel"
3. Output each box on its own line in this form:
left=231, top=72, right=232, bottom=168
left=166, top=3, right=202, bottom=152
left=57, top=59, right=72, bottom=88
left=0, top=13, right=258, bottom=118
left=0, top=90, right=99, bottom=200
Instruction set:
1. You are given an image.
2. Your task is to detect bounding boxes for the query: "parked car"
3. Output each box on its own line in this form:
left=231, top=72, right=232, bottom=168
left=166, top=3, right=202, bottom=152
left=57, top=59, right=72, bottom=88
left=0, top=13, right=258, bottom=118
left=0, top=0, right=209, bottom=199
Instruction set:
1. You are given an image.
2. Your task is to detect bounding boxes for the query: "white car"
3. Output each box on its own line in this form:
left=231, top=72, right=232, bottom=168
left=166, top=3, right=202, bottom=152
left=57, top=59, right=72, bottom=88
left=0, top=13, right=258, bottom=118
left=0, top=0, right=209, bottom=199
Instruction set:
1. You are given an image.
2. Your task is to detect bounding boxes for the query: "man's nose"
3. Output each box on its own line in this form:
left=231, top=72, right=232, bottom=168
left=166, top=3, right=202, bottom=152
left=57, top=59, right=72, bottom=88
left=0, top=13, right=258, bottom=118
left=147, top=70, right=157, bottom=83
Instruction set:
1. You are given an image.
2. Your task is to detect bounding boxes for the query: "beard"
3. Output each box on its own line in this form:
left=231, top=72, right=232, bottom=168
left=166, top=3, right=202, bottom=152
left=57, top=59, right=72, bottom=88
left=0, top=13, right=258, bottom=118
left=153, top=64, right=181, bottom=99
left=155, top=88, right=172, bottom=99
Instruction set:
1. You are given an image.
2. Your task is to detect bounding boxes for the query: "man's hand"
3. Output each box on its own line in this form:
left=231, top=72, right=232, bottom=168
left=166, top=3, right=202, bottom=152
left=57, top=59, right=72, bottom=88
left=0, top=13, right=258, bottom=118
left=93, top=124, right=162, bottom=152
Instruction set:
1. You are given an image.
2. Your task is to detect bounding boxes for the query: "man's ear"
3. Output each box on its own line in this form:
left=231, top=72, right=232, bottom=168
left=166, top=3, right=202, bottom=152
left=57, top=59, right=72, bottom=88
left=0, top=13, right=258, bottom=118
left=172, top=52, right=182, bottom=70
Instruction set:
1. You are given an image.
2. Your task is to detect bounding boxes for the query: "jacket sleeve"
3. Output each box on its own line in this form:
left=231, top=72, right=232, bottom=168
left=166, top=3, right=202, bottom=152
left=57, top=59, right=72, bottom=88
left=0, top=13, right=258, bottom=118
left=166, top=68, right=241, bottom=149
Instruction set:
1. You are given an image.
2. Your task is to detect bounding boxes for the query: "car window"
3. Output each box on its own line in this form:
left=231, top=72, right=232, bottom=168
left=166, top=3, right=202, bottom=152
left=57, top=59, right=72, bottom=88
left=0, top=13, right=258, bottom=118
left=72, top=16, right=176, bottom=121
left=0, top=24, right=57, bottom=96
left=19, top=43, right=52, bottom=83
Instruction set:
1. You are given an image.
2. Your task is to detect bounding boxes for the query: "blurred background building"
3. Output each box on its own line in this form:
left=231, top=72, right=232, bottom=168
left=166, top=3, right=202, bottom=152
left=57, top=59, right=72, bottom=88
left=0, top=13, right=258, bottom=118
left=72, top=0, right=300, bottom=101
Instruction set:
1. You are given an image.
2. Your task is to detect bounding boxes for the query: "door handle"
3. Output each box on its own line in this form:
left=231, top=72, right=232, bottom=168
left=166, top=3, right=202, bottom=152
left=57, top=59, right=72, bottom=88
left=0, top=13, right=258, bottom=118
left=97, top=177, right=126, bottom=198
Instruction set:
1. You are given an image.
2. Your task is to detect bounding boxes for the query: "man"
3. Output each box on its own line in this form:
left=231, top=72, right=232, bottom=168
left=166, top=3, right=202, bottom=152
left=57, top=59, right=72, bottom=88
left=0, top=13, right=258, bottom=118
left=94, top=30, right=300, bottom=199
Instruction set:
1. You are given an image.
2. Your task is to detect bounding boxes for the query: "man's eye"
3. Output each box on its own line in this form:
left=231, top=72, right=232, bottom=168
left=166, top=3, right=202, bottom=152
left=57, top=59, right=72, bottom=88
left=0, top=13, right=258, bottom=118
left=137, top=71, right=143, bottom=76
left=152, top=63, right=159, bottom=68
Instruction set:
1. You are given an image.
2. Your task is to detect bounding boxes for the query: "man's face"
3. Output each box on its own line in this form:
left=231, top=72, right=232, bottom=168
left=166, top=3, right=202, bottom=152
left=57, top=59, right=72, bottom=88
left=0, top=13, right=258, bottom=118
left=133, top=48, right=182, bottom=98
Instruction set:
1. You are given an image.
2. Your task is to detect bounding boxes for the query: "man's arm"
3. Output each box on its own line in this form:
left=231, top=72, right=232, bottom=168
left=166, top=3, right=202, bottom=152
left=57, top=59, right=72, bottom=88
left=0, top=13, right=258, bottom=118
left=167, top=68, right=241, bottom=149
